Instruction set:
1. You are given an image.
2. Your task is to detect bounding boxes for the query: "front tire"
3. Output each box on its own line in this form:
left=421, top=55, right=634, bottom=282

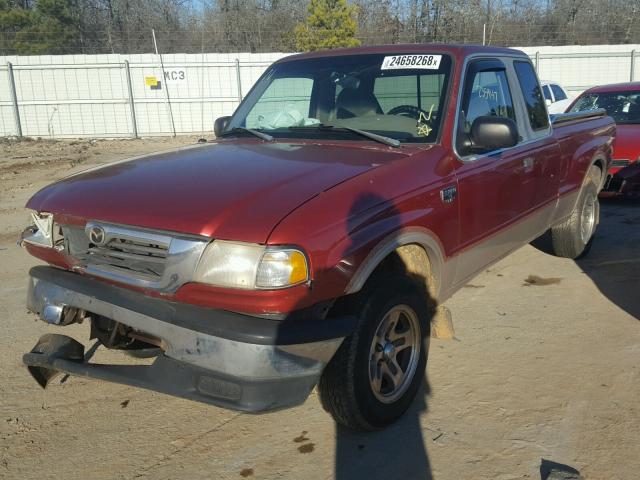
left=551, top=165, right=601, bottom=259
left=318, top=275, right=430, bottom=431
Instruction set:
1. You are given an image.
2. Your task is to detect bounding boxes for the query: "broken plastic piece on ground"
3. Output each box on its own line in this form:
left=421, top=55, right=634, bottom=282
left=25, top=334, right=85, bottom=388
left=540, top=459, right=583, bottom=480
left=431, top=305, right=454, bottom=340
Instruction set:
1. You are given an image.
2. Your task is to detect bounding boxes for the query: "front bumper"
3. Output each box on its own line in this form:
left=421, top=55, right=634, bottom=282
left=24, top=266, right=355, bottom=412
left=600, top=163, right=640, bottom=198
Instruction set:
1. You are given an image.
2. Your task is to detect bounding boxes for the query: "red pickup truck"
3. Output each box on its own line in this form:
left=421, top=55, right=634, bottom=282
left=21, top=45, right=614, bottom=431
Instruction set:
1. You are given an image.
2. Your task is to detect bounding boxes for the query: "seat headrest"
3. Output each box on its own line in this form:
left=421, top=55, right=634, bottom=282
left=628, top=101, right=640, bottom=121
left=336, top=88, right=382, bottom=118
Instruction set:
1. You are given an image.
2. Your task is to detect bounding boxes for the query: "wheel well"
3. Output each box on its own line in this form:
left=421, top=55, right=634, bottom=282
left=374, top=243, right=431, bottom=278
left=593, top=159, right=603, bottom=173
left=329, top=231, right=444, bottom=319
left=593, top=159, right=604, bottom=176
left=350, top=244, right=437, bottom=309
left=591, top=159, right=605, bottom=188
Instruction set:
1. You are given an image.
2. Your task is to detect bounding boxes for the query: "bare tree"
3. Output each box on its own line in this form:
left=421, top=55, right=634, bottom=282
left=1, top=0, right=638, bottom=55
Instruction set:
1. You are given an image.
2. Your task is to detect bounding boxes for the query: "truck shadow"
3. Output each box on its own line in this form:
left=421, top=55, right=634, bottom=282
left=531, top=198, right=640, bottom=320
left=334, top=380, right=432, bottom=480
left=277, top=192, right=435, bottom=479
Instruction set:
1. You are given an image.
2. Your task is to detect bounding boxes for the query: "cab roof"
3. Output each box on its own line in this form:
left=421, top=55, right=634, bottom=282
left=273, top=44, right=528, bottom=64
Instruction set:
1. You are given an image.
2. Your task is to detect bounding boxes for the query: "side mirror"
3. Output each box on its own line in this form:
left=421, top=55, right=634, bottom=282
left=214, top=116, right=231, bottom=137
left=545, top=99, right=553, bottom=106
left=468, top=116, right=518, bottom=153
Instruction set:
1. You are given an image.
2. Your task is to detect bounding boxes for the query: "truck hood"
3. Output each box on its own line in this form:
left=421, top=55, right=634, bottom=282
left=27, top=140, right=414, bottom=243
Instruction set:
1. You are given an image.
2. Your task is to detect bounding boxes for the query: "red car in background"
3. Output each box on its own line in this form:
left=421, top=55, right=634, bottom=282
left=568, top=82, right=640, bottom=198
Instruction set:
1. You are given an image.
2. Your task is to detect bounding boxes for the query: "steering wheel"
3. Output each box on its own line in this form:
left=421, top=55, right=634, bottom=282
left=387, top=105, right=435, bottom=121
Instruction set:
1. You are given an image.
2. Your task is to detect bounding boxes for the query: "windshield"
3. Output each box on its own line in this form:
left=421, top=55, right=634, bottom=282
left=227, top=53, right=452, bottom=143
left=570, top=91, right=640, bottom=124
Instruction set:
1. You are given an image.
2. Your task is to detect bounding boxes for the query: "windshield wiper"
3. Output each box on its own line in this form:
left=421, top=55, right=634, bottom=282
left=337, top=126, right=401, bottom=148
left=221, top=127, right=274, bottom=142
left=289, top=124, right=400, bottom=148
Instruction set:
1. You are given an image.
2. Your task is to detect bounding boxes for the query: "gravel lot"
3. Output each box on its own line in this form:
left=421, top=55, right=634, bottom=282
left=1, top=138, right=638, bottom=480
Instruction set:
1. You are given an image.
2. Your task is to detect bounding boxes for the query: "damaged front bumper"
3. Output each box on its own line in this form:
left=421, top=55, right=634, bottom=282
left=24, top=266, right=355, bottom=412
left=600, top=162, right=640, bottom=198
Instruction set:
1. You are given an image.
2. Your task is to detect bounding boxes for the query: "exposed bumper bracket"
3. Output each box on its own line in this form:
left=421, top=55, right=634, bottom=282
left=23, top=266, right=353, bottom=412
left=24, top=333, right=318, bottom=412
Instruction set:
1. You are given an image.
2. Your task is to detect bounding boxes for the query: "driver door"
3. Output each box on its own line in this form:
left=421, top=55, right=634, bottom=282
left=453, top=58, right=536, bottom=284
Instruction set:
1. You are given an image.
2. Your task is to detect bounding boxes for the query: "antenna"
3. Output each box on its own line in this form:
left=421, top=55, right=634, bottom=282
left=152, top=28, right=177, bottom=137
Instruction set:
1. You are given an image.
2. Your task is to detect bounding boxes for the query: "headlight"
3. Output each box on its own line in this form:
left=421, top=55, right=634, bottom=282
left=256, top=249, right=308, bottom=288
left=193, top=241, right=309, bottom=289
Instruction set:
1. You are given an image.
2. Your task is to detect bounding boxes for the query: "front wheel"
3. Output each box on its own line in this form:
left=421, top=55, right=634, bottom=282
left=318, top=275, right=430, bottom=431
left=551, top=165, right=601, bottom=259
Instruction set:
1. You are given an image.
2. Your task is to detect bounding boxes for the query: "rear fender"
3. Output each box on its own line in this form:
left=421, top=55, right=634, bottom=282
left=555, top=141, right=610, bottom=222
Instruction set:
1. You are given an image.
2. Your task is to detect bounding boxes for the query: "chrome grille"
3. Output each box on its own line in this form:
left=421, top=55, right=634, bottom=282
left=86, top=237, right=169, bottom=281
left=604, top=176, right=624, bottom=193
left=61, top=222, right=208, bottom=292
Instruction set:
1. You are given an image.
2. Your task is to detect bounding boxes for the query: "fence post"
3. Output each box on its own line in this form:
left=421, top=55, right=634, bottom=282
left=534, top=51, right=540, bottom=72
left=631, top=50, right=636, bottom=82
left=124, top=60, right=138, bottom=139
left=235, top=58, right=243, bottom=103
left=6, top=62, right=23, bottom=138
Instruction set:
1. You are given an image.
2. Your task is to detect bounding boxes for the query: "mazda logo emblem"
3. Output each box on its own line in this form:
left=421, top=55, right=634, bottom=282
left=88, top=226, right=106, bottom=245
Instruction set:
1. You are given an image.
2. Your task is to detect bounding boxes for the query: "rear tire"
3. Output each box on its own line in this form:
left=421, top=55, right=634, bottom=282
left=551, top=165, right=601, bottom=259
left=318, top=275, right=430, bottom=431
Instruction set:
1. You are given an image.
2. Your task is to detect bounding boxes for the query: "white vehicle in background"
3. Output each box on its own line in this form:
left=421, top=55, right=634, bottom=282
left=541, top=80, right=573, bottom=113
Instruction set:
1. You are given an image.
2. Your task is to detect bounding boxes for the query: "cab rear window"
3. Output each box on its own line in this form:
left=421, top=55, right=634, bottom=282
left=514, top=61, right=549, bottom=131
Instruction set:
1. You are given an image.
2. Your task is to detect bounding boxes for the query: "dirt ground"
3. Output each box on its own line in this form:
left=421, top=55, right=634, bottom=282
left=1, top=138, right=639, bottom=480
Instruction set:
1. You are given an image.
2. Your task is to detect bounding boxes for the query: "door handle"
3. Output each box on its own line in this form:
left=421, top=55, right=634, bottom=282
left=440, top=185, right=457, bottom=204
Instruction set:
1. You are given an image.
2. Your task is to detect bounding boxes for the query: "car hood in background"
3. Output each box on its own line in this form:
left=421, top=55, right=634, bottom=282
left=547, top=99, right=573, bottom=114
left=26, top=140, right=416, bottom=243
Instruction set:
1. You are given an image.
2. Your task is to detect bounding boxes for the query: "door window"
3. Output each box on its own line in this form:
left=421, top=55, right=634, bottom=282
left=461, top=70, right=515, bottom=128
left=457, top=62, right=516, bottom=154
left=542, top=85, right=552, bottom=101
left=550, top=84, right=567, bottom=101
left=514, top=61, right=549, bottom=131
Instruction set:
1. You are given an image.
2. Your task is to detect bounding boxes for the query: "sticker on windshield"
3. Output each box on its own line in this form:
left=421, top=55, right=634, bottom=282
left=381, top=55, right=442, bottom=70
left=416, top=105, right=435, bottom=137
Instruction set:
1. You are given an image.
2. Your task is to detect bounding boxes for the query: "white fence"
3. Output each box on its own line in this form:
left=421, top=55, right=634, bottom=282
left=1, top=45, right=639, bottom=139
left=518, top=45, right=640, bottom=96
left=0, top=52, right=287, bottom=138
